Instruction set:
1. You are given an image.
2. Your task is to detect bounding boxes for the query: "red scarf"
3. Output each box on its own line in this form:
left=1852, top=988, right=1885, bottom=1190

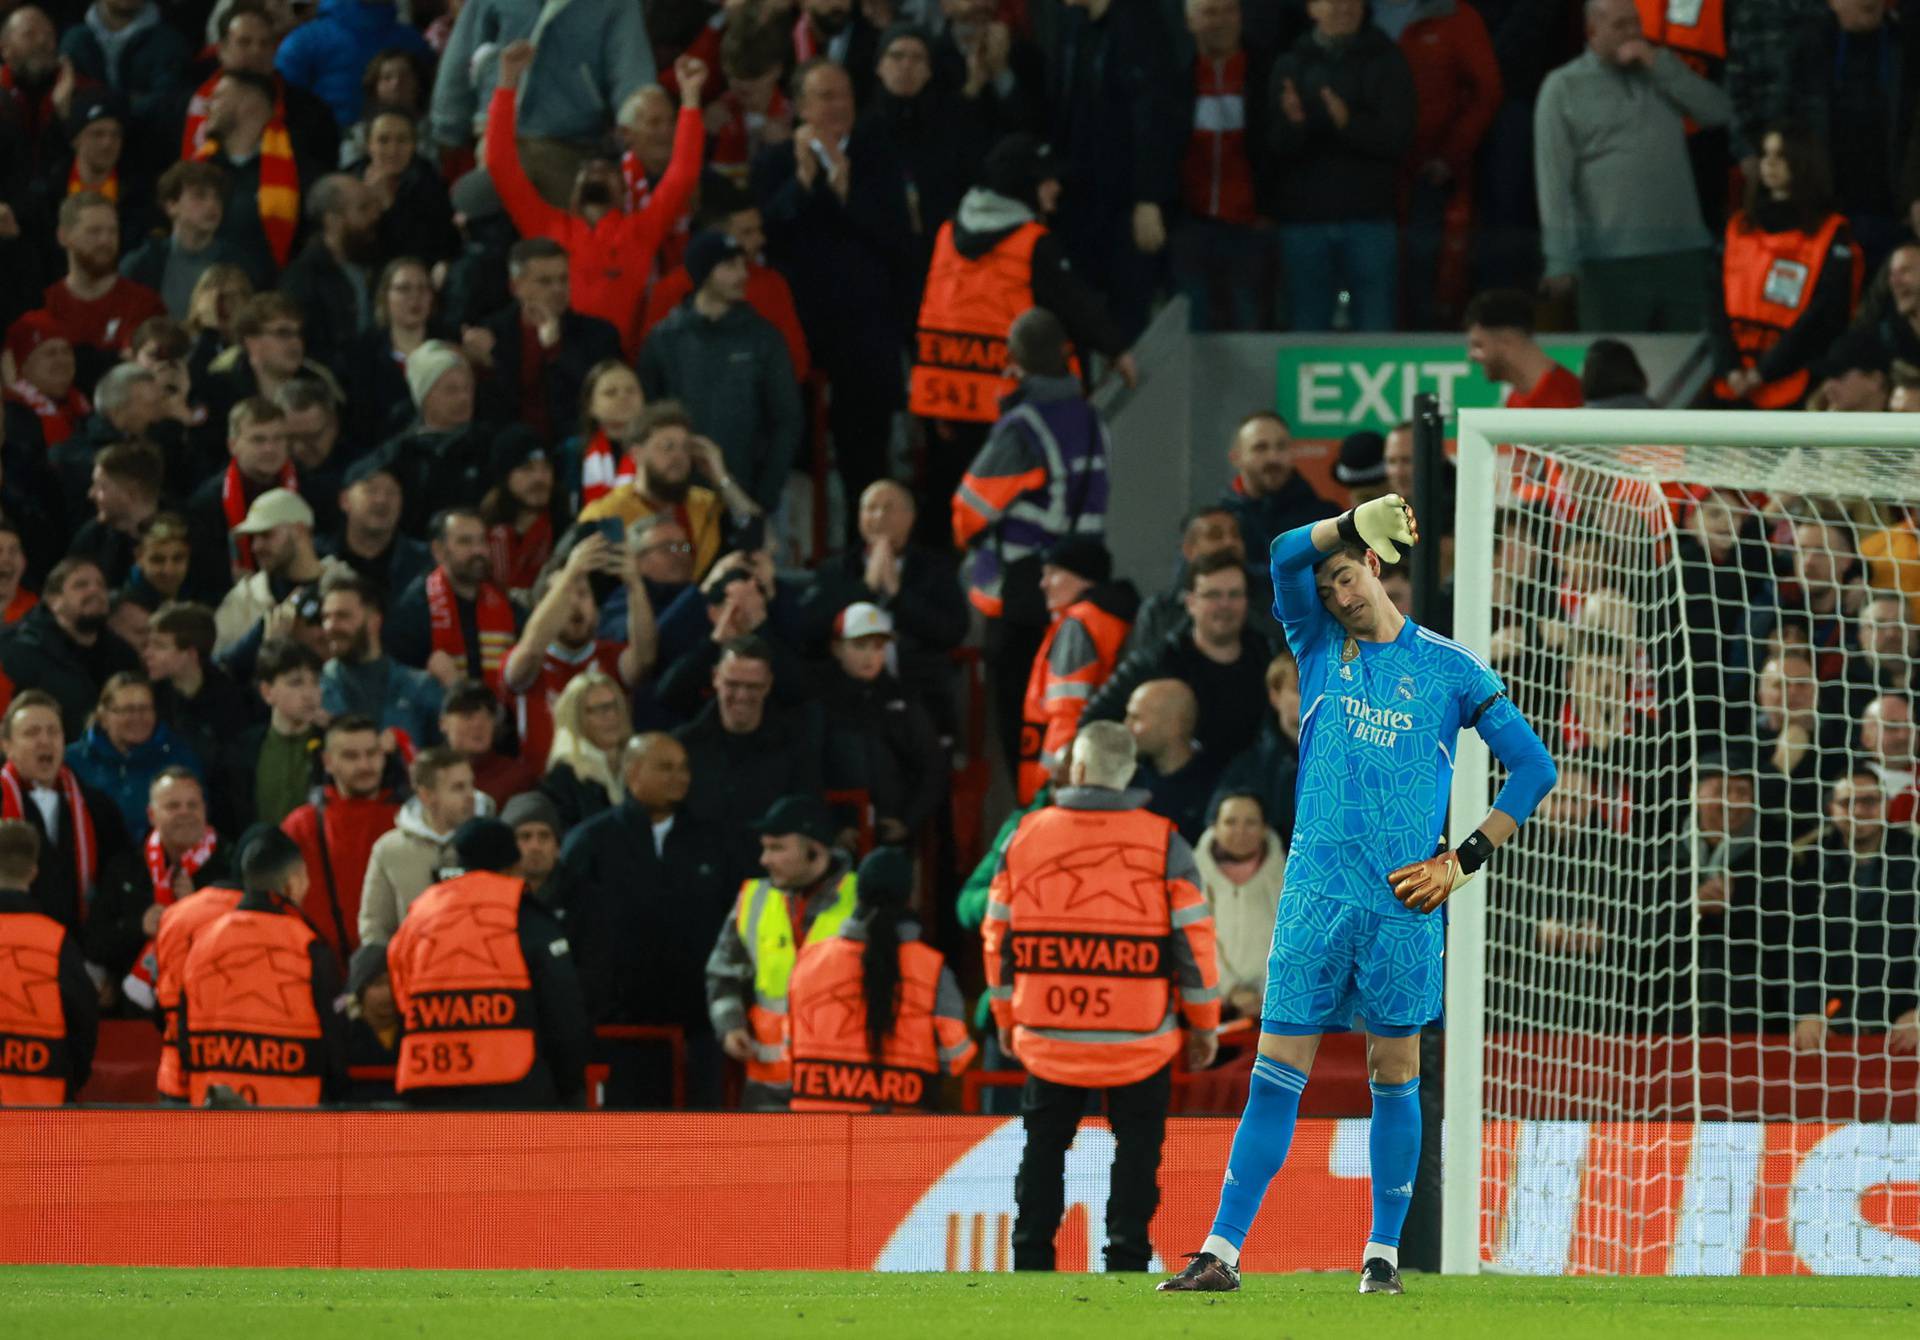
left=144, top=826, right=217, bottom=909
left=4, top=380, right=89, bottom=447
left=193, top=79, right=301, bottom=268
left=0, top=761, right=96, bottom=922
left=580, top=429, right=638, bottom=506
left=67, top=161, right=118, bottom=202
left=487, top=512, right=553, bottom=595
left=426, top=565, right=516, bottom=689
left=221, top=459, right=298, bottom=572
left=707, top=87, right=791, bottom=190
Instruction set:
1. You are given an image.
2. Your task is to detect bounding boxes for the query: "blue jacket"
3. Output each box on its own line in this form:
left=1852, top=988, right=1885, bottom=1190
left=320, top=655, right=444, bottom=750
left=65, top=723, right=205, bottom=844
left=276, top=0, right=430, bottom=127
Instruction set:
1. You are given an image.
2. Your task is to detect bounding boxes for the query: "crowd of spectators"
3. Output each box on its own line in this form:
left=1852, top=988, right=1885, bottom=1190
left=0, top=0, right=1916, bottom=1111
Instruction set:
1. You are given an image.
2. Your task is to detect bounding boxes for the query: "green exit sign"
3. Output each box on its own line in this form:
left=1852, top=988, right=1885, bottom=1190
left=1274, top=342, right=1586, bottom=436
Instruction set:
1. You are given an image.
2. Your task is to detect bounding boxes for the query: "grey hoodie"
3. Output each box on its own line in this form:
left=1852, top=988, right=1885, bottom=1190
left=356, top=792, right=497, bottom=943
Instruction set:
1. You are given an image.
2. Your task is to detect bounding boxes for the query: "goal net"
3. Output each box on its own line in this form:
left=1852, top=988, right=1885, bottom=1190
left=1442, top=409, right=1920, bottom=1277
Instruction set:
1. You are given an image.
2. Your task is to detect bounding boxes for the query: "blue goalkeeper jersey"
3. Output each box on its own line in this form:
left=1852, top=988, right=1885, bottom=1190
left=1270, top=524, right=1551, bottom=918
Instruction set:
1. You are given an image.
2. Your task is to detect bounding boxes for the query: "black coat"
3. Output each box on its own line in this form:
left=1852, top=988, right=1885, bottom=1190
left=338, top=327, right=449, bottom=450
left=474, top=303, right=622, bottom=442
left=798, top=541, right=969, bottom=730
left=368, top=156, right=460, bottom=268
left=279, top=238, right=368, bottom=378
left=673, top=701, right=824, bottom=867
left=1266, top=25, right=1416, bottom=222
left=3, top=774, right=144, bottom=980
left=1789, top=827, right=1920, bottom=1032
left=1042, top=0, right=1184, bottom=219
left=537, top=760, right=614, bottom=835
left=0, top=606, right=143, bottom=738
left=1083, top=624, right=1276, bottom=766
left=817, top=666, right=948, bottom=837
left=554, top=801, right=740, bottom=1032
left=752, top=127, right=917, bottom=376
left=370, top=423, right=495, bottom=536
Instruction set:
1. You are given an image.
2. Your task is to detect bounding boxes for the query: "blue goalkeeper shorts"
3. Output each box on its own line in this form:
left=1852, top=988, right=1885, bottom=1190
left=1260, top=883, right=1445, bottom=1038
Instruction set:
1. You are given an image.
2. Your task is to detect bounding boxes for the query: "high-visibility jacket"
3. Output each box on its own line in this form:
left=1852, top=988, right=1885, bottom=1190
left=152, top=885, right=245, bottom=1101
left=0, top=909, right=71, bottom=1106
left=1636, top=0, right=1723, bottom=135
left=731, top=872, right=859, bottom=1089
left=387, top=872, right=539, bottom=1095
left=181, top=904, right=327, bottom=1106
left=982, top=789, right=1221, bottom=1087
left=1018, top=592, right=1134, bottom=804
left=910, top=221, right=1077, bottom=424
left=1716, top=211, right=1862, bottom=409
left=788, top=922, right=977, bottom=1112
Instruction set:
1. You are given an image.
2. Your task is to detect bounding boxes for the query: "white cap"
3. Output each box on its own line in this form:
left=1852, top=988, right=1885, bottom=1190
left=834, top=601, right=894, bottom=641
left=232, top=488, right=315, bottom=535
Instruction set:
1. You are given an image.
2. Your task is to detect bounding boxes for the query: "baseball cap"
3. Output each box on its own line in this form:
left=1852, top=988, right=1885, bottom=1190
left=233, top=488, right=316, bottom=535
left=834, top=601, right=894, bottom=641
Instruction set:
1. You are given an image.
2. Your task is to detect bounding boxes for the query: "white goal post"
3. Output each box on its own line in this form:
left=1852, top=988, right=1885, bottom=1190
left=1442, top=408, right=1920, bottom=1277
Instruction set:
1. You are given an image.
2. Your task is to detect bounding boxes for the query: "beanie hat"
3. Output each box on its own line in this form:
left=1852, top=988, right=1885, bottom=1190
left=65, top=89, right=124, bottom=143
left=684, top=229, right=746, bottom=291
left=982, top=132, right=1060, bottom=208
left=5, top=311, right=66, bottom=368
left=404, top=340, right=465, bottom=408
left=855, top=846, right=913, bottom=910
left=1333, top=431, right=1387, bottom=487
left=501, top=790, right=562, bottom=837
left=448, top=816, right=520, bottom=874
left=1041, top=535, right=1111, bottom=585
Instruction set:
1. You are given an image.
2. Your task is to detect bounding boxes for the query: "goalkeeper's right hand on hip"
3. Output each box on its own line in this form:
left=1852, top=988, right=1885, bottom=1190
left=1338, top=493, right=1419, bottom=562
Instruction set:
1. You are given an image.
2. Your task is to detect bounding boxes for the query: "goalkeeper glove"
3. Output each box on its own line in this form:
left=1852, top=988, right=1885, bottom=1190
left=1338, top=493, right=1419, bottom=563
left=1388, top=832, right=1492, bottom=914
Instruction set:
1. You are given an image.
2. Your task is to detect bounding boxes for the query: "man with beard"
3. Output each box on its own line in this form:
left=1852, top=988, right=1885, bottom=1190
left=466, top=238, right=621, bottom=442
left=211, top=489, right=351, bottom=655
left=280, top=713, right=398, bottom=967
left=578, top=402, right=735, bottom=583
left=194, top=68, right=316, bottom=278
left=175, top=2, right=338, bottom=173
left=1218, top=410, right=1340, bottom=571
left=386, top=508, right=525, bottom=692
left=40, top=194, right=164, bottom=387
left=278, top=174, right=383, bottom=378
left=502, top=533, right=632, bottom=768
left=1, top=7, right=80, bottom=176
left=326, top=457, right=430, bottom=596
left=0, top=558, right=143, bottom=737
left=185, top=397, right=299, bottom=593
left=487, top=43, right=707, bottom=355
left=316, top=571, right=443, bottom=751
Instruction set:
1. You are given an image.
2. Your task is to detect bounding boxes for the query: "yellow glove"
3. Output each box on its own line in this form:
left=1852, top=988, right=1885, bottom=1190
left=1342, top=493, right=1419, bottom=563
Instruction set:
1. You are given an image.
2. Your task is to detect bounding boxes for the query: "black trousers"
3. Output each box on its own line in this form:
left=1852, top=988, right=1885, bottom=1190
left=1012, top=1065, right=1171, bottom=1272
left=984, top=617, right=1046, bottom=790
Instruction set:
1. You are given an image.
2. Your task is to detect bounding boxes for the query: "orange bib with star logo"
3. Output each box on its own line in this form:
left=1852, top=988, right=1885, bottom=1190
left=385, top=872, right=535, bottom=1093
left=787, top=935, right=950, bottom=1112
left=180, top=906, right=325, bottom=1106
left=0, top=910, right=73, bottom=1105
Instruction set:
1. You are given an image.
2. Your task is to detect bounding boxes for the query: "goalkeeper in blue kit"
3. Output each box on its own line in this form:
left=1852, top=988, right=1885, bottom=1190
left=1160, top=494, right=1556, bottom=1296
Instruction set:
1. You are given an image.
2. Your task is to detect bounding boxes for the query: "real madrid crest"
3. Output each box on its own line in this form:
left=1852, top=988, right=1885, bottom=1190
left=1341, top=636, right=1359, bottom=663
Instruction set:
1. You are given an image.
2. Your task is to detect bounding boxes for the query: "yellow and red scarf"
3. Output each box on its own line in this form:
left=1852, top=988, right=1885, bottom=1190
left=66, top=162, right=118, bottom=202
left=191, top=74, right=300, bottom=269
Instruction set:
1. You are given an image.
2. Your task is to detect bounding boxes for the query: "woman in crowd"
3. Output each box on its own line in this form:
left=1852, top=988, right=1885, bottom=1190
left=1711, top=124, right=1862, bottom=409
left=567, top=361, right=648, bottom=511
left=539, top=669, right=630, bottom=830
left=183, top=265, right=256, bottom=388
left=358, top=107, right=460, bottom=268
left=1191, top=792, right=1286, bottom=1022
left=343, top=257, right=445, bottom=446
left=343, top=48, right=434, bottom=166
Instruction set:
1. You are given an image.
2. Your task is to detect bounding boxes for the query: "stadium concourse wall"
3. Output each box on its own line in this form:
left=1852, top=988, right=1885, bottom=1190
left=2, top=1111, right=1911, bottom=1275
left=1095, top=303, right=1708, bottom=591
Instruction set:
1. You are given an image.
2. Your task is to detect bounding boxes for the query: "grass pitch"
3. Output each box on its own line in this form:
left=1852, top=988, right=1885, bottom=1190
left=4, top=1266, right=1917, bottom=1338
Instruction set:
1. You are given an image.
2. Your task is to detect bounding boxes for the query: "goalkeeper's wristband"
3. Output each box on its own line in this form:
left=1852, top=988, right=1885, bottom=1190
left=1337, top=511, right=1363, bottom=548
left=1456, top=830, right=1495, bottom=876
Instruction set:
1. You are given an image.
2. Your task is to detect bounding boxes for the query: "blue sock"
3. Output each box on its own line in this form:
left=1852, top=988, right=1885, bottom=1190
left=1203, top=1055, right=1307, bottom=1261
left=1367, top=1077, right=1421, bottom=1253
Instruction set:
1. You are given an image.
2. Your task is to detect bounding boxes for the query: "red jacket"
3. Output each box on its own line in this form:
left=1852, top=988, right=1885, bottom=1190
left=1396, top=0, right=1502, bottom=177
left=486, top=89, right=705, bottom=356
left=642, top=263, right=812, bottom=381
left=281, top=790, right=398, bottom=964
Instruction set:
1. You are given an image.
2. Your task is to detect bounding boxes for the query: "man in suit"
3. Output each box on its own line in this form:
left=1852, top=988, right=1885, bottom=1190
left=466, top=237, right=622, bottom=442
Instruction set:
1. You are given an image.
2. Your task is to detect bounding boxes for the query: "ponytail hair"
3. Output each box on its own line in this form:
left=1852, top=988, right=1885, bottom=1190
left=854, top=846, right=914, bottom=1060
